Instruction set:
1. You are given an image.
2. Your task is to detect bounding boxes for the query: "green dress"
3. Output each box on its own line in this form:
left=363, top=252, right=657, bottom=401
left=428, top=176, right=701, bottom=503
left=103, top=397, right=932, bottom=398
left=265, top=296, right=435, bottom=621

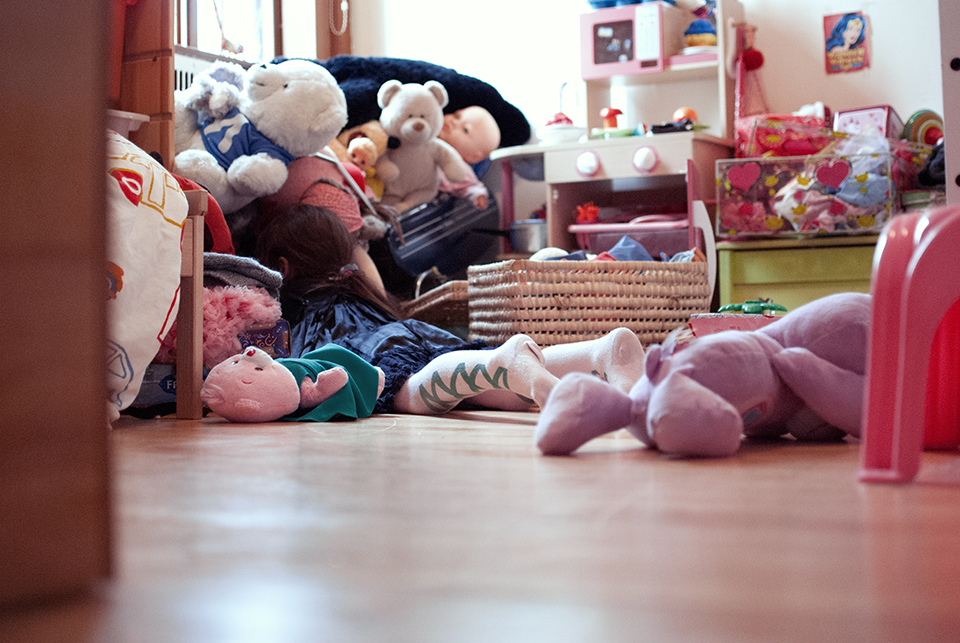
left=277, top=344, right=381, bottom=422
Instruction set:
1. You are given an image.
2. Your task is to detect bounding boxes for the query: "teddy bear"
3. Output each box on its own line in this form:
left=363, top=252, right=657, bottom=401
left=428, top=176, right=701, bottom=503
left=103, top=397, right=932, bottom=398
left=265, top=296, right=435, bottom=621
left=327, top=120, right=391, bottom=198
left=375, top=79, right=469, bottom=213
left=173, top=59, right=348, bottom=214
left=534, top=292, right=871, bottom=458
left=200, top=345, right=385, bottom=423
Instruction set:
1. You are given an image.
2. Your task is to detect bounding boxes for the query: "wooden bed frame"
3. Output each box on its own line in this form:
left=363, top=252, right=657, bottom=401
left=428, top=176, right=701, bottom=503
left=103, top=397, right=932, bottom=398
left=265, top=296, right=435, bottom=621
left=177, top=190, right=207, bottom=420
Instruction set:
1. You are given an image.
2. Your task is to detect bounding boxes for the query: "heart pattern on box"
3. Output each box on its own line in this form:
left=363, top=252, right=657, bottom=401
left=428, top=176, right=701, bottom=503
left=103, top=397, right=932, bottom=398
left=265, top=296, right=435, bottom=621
left=829, top=200, right=846, bottom=216
left=727, top=163, right=761, bottom=190
left=815, top=160, right=851, bottom=188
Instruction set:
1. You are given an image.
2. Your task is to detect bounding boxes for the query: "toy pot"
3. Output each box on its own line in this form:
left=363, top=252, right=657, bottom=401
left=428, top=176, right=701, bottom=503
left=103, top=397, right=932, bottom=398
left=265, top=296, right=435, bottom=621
left=475, top=219, right=549, bottom=254
left=510, top=219, right=548, bottom=253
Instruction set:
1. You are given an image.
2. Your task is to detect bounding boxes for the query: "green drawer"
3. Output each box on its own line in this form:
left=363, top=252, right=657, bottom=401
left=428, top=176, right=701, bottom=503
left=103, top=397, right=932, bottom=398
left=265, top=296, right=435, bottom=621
left=718, top=241, right=876, bottom=312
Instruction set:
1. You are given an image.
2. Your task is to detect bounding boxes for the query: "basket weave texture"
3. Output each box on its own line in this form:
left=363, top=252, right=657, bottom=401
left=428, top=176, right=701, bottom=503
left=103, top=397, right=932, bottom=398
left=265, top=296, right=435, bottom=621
left=467, top=260, right=711, bottom=348
left=401, top=280, right=469, bottom=327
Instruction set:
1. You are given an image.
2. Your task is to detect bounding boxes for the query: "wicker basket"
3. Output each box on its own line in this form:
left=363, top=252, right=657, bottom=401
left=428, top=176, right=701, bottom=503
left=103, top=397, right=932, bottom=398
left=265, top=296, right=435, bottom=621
left=401, top=280, right=469, bottom=327
left=467, top=260, right=711, bottom=348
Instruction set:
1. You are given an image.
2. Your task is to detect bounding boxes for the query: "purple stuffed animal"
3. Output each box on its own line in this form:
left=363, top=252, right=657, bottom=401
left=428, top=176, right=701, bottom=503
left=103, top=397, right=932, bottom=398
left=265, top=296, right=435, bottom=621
left=535, top=292, right=871, bottom=458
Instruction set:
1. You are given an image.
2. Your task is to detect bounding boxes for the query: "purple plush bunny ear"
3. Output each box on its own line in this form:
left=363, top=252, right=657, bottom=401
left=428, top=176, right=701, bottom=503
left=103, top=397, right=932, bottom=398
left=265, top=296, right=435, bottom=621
left=645, top=324, right=699, bottom=382
left=644, top=344, right=663, bottom=381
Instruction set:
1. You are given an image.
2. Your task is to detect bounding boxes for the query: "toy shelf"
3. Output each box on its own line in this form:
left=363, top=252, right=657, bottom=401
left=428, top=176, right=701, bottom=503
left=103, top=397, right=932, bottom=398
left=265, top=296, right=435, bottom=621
left=581, top=0, right=744, bottom=139
left=589, top=52, right=721, bottom=88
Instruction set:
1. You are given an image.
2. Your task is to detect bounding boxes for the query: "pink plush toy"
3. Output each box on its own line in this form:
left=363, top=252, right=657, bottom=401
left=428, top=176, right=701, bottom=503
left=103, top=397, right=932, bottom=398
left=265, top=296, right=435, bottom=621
left=201, top=344, right=384, bottom=423
left=535, top=292, right=871, bottom=458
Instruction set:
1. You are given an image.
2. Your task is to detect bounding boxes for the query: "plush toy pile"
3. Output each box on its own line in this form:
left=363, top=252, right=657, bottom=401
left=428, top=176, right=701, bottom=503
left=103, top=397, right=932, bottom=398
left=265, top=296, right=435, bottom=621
left=535, top=292, right=871, bottom=458
left=173, top=59, right=348, bottom=214
left=275, top=55, right=531, bottom=150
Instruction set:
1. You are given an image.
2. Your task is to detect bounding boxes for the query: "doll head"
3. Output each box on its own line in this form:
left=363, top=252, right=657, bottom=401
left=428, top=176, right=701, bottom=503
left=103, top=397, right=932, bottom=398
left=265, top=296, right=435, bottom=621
left=200, top=346, right=301, bottom=422
left=439, top=106, right=501, bottom=164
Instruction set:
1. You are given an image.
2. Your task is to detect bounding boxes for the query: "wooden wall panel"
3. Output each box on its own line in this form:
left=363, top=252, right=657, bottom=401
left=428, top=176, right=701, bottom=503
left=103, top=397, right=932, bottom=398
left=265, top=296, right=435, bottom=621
left=0, top=0, right=112, bottom=603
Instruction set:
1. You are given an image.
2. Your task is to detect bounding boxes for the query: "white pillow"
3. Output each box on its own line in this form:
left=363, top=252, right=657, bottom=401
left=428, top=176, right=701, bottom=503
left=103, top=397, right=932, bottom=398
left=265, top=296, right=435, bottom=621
left=105, top=130, right=188, bottom=421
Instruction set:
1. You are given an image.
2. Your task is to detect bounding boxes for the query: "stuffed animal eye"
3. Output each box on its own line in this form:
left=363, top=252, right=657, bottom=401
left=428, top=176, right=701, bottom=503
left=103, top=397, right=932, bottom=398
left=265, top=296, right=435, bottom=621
left=255, top=367, right=264, bottom=371
left=283, top=83, right=288, bottom=89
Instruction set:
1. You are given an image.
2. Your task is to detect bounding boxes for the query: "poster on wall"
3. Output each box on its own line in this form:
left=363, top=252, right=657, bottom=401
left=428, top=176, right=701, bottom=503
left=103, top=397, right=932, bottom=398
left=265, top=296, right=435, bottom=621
left=824, top=12, right=870, bottom=74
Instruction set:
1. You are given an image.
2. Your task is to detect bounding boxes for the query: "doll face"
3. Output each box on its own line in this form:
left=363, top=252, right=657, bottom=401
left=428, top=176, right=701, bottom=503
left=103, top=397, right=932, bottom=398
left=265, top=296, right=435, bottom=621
left=201, top=347, right=301, bottom=422
left=440, top=106, right=501, bottom=164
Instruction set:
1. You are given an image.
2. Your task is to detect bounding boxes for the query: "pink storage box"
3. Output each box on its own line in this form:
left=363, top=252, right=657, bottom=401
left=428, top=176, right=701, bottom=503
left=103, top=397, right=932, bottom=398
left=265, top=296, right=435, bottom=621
left=688, top=313, right=780, bottom=336
left=732, top=119, right=933, bottom=211
left=569, top=216, right=700, bottom=257
left=715, top=154, right=894, bottom=238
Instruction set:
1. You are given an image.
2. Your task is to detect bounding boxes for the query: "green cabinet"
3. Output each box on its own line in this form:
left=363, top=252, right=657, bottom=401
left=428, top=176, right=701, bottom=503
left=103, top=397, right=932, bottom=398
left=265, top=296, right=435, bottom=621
left=718, top=236, right=878, bottom=312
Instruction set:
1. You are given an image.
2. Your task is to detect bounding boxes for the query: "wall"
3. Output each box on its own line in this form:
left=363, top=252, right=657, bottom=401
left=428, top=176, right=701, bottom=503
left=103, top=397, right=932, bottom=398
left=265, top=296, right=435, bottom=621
left=351, top=0, right=943, bottom=135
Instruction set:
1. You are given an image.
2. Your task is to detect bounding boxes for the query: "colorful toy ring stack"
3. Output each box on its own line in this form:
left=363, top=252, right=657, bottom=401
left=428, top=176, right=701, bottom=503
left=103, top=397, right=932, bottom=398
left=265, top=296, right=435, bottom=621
left=903, top=109, right=944, bottom=146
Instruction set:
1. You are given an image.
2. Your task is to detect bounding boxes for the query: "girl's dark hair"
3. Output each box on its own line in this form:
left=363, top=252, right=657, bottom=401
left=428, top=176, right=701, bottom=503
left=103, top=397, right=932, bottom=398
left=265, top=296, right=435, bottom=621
left=255, top=203, right=403, bottom=319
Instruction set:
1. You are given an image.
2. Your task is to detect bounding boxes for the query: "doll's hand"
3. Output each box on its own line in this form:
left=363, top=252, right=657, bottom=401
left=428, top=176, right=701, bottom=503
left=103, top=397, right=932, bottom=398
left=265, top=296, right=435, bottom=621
left=299, top=367, right=349, bottom=408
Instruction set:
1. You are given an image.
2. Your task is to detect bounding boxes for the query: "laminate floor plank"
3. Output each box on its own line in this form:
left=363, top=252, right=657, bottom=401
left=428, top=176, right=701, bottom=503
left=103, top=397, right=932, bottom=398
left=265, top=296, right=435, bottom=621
left=4, top=411, right=960, bottom=642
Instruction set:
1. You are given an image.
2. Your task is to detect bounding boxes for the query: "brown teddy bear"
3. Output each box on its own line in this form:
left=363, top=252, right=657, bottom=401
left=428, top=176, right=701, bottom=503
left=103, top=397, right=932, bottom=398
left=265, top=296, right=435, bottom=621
left=328, top=120, right=391, bottom=198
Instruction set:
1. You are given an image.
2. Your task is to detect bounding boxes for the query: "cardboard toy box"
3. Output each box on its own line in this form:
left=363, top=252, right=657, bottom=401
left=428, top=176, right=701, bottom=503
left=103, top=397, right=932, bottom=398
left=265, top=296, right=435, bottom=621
left=715, top=154, right=894, bottom=239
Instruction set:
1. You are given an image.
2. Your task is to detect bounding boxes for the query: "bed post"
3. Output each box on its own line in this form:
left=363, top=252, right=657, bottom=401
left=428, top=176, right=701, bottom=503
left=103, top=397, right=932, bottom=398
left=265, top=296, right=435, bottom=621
left=177, top=190, right=207, bottom=419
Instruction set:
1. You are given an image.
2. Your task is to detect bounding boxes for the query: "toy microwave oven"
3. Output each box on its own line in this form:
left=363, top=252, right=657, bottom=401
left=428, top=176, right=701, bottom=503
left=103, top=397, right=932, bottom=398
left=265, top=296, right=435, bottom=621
left=580, top=1, right=686, bottom=79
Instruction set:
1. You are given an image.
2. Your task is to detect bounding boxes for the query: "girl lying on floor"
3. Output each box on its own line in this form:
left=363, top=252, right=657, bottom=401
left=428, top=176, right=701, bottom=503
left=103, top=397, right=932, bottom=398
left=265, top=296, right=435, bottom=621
left=204, top=204, right=647, bottom=421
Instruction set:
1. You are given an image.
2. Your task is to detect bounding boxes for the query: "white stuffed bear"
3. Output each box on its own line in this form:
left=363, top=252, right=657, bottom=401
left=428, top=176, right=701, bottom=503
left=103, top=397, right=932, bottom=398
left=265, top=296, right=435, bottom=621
left=375, top=80, right=468, bottom=213
left=174, top=59, right=348, bottom=214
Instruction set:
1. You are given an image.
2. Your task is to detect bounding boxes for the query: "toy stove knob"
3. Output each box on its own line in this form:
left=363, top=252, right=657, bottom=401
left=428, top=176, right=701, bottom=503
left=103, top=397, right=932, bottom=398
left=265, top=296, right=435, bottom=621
left=633, top=146, right=659, bottom=174
left=575, top=151, right=601, bottom=178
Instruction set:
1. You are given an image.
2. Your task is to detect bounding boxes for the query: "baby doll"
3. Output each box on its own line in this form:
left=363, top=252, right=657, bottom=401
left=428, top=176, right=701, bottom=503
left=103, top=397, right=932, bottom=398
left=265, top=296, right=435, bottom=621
left=436, top=106, right=501, bottom=209
left=201, top=344, right=385, bottom=423
left=439, top=106, right=501, bottom=166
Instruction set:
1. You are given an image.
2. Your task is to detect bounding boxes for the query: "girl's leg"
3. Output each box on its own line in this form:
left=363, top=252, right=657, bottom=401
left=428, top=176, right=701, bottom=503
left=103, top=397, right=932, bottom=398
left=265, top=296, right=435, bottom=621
left=541, top=327, right=645, bottom=393
left=393, top=334, right=559, bottom=415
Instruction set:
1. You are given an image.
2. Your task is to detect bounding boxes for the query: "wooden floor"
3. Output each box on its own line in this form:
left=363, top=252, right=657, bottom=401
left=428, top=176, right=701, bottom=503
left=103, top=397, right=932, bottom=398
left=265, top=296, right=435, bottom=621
left=4, top=410, right=960, bottom=642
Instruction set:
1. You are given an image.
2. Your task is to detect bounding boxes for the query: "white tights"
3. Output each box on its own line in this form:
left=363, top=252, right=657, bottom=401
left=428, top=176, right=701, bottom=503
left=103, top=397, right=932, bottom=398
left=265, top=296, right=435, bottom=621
left=392, top=328, right=645, bottom=415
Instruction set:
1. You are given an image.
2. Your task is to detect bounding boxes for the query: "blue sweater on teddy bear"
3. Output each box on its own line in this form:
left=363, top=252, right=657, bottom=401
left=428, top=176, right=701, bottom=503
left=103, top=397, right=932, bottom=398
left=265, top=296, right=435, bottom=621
left=200, top=107, right=296, bottom=170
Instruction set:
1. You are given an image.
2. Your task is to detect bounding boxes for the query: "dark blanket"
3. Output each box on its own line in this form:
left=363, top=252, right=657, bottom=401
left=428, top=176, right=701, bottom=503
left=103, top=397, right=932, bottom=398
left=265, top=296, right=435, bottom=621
left=272, top=55, right=531, bottom=150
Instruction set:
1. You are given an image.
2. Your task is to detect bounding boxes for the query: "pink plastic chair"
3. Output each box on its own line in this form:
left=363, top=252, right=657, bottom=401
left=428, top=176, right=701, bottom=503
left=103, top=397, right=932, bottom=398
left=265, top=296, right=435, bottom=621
left=859, top=204, right=960, bottom=483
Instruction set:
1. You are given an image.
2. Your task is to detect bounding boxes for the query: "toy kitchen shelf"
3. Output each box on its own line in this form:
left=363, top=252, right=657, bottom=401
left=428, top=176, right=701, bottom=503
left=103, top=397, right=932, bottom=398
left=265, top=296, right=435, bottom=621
left=491, top=0, right=744, bottom=250
left=491, top=130, right=733, bottom=252
left=581, top=0, right=744, bottom=137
